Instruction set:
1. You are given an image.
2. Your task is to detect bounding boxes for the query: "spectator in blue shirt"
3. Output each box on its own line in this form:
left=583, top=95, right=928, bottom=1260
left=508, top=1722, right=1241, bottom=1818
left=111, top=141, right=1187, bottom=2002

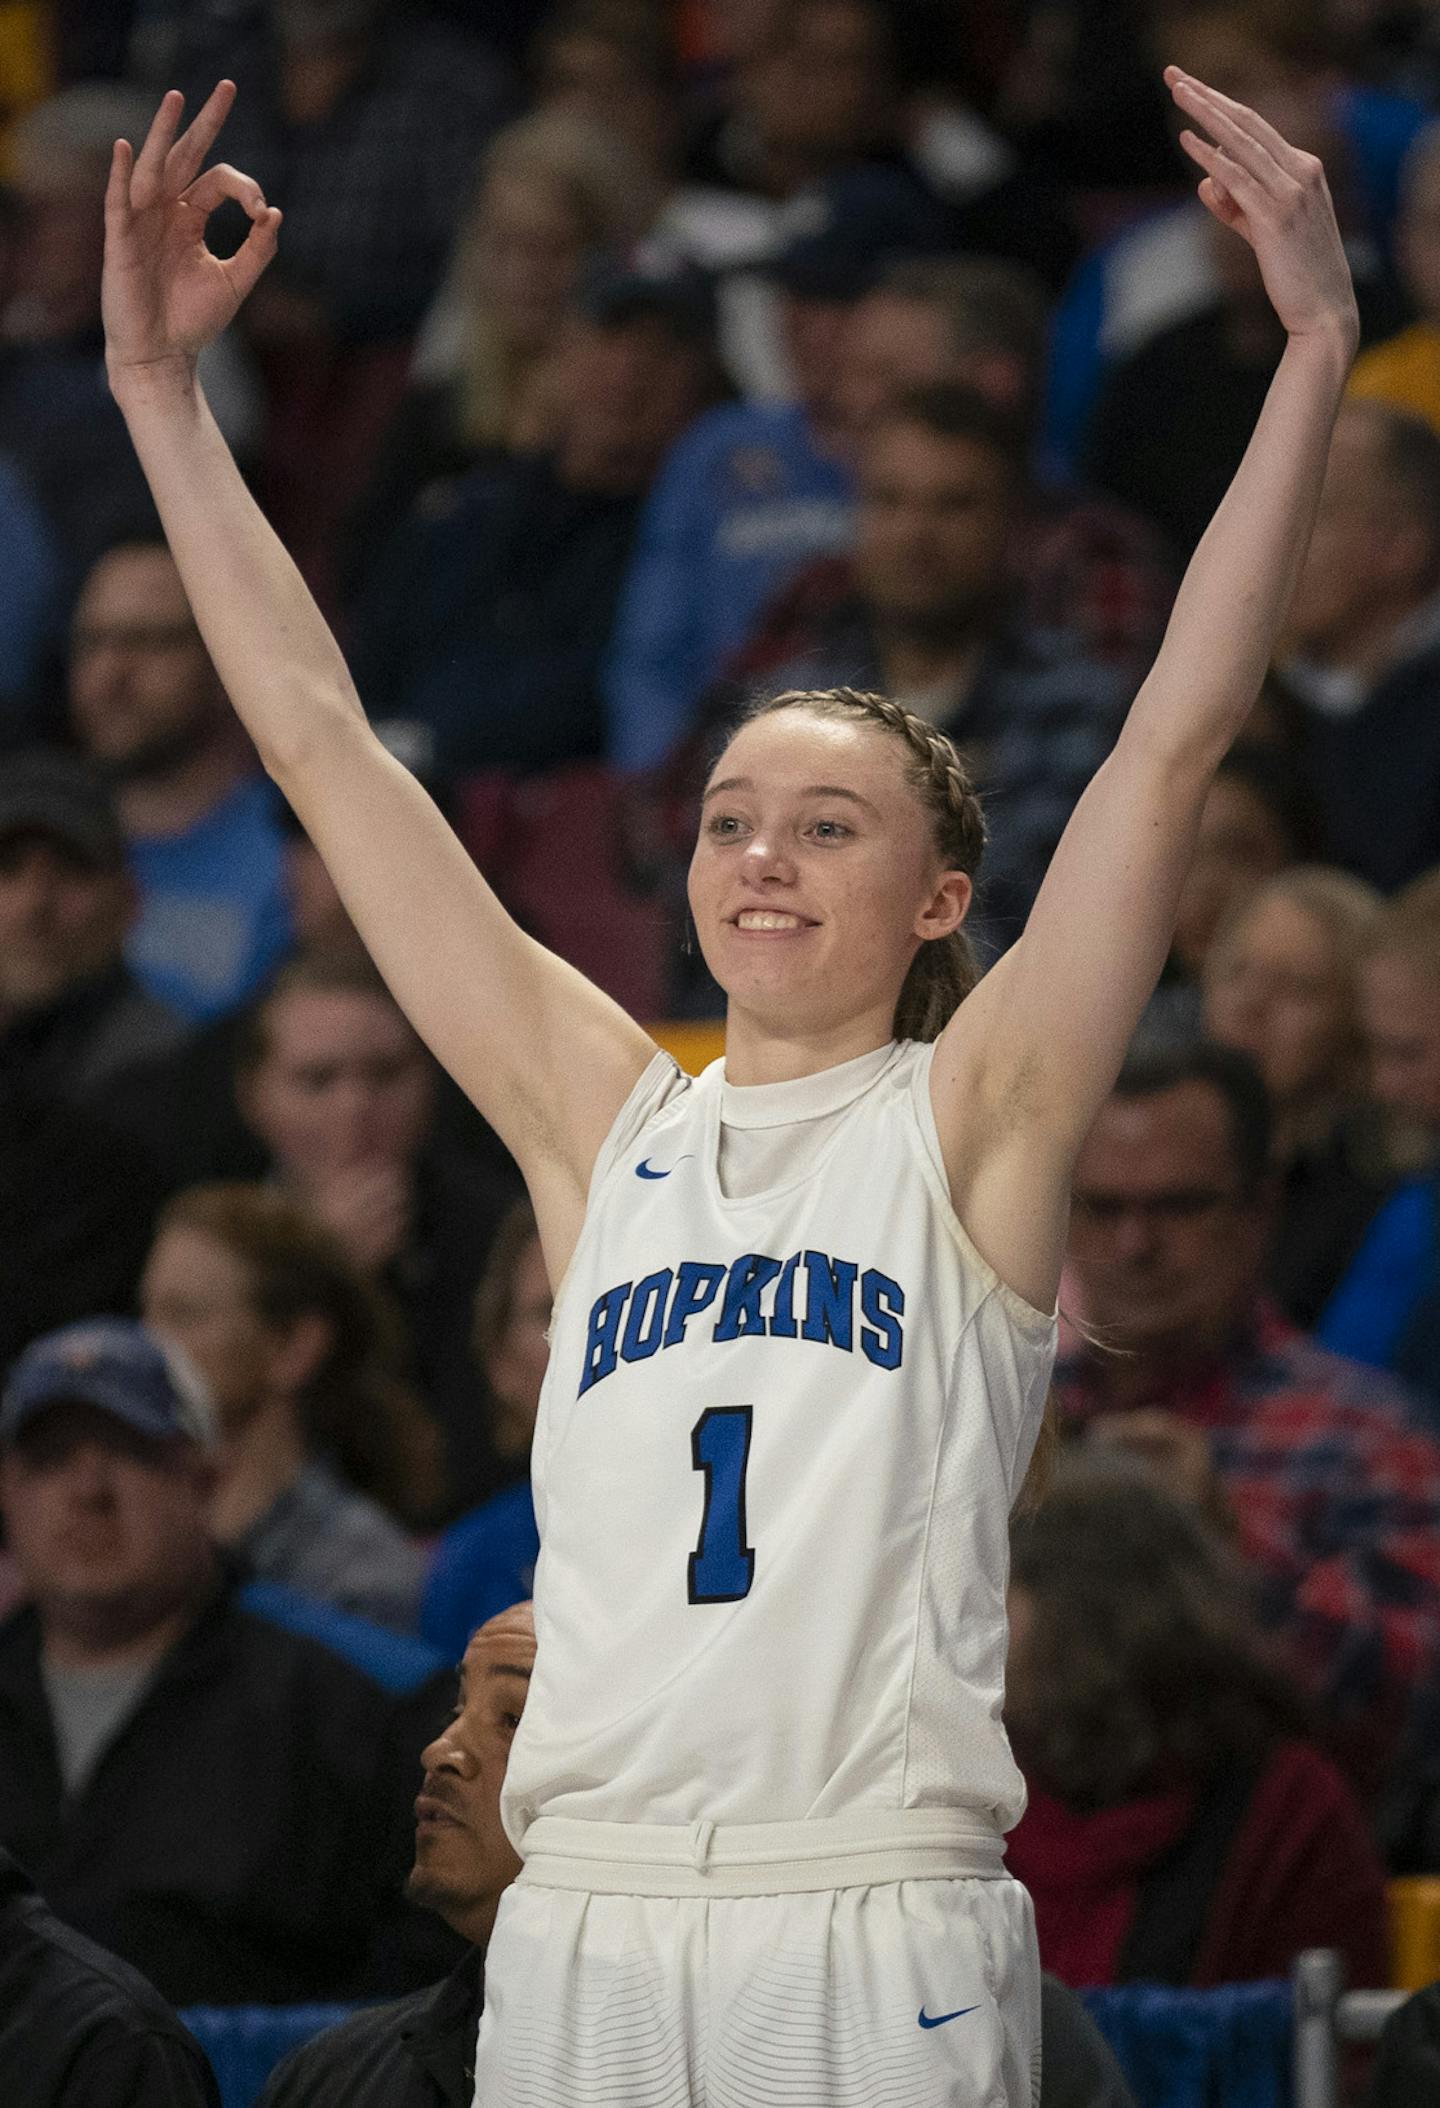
left=603, top=165, right=953, bottom=772
left=422, top=1199, right=546, bottom=1662
left=67, top=536, right=292, bottom=1021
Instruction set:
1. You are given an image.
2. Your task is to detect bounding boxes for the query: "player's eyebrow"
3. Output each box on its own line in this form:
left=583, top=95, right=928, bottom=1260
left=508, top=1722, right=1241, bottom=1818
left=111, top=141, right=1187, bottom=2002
left=703, top=775, right=881, bottom=818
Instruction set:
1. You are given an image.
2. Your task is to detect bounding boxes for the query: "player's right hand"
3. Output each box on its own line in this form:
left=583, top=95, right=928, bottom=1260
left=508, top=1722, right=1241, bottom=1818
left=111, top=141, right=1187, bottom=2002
left=103, top=81, right=281, bottom=383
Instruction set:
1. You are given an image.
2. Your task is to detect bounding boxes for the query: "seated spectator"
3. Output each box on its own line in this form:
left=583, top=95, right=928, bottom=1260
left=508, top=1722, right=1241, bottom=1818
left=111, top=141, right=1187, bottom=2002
left=0, top=85, right=254, bottom=580
left=142, top=1184, right=438, bottom=1622
left=682, top=0, right=1074, bottom=302
left=0, top=749, right=188, bottom=1103
left=234, top=951, right=519, bottom=1512
left=1166, top=743, right=1312, bottom=989
left=256, top=1601, right=536, bottom=2108
left=1048, top=0, right=1419, bottom=474
left=0, top=749, right=183, bottom=1373
left=172, top=0, right=511, bottom=351
left=602, top=170, right=945, bottom=771
left=1006, top=1468, right=1388, bottom=1988
left=169, top=1, right=511, bottom=599
left=422, top=1200, right=546, bottom=1661
left=827, top=255, right=1175, bottom=672
left=1204, top=866, right=1390, bottom=1326
left=1321, top=872, right=1440, bottom=1406
left=68, top=536, right=293, bottom=1020
left=1272, top=401, right=1440, bottom=892
left=1056, top=1037, right=1440, bottom=1776
left=728, top=382, right=1133, bottom=949
left=0, top=1319, right=459, bottom=2006
left=531, top=3, right=682, bottom=176
left=1351, top=124, right=1440, bottom=431
left=348, top=108, right=660, bottom=589
left=259, top=1599, right=1136, bottom=2108
left=0, top=1845, right=220, bottom=2107
left=352, top=257, right=723, bottom=774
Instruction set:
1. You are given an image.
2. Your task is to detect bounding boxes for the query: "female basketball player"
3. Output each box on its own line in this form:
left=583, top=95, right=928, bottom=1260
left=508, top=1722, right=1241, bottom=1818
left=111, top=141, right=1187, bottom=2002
left=101, top=70, right=1357, bottom=2106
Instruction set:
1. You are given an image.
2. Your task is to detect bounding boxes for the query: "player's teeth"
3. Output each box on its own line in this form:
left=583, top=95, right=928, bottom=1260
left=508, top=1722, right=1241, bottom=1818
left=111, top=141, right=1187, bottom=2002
left=738, top=913, right=803, bottom=929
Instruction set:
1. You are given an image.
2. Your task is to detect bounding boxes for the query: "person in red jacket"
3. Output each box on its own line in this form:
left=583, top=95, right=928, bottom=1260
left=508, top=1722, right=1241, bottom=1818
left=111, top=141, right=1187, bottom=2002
left=1005, top=1466, right=1388, bottom=1989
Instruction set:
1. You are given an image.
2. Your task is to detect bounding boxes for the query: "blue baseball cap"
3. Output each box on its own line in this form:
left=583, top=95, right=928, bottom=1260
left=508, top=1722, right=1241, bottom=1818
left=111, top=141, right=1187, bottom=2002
left=0, top=1320, right=218, bottom=1451
left=765, top=166, right=954, bottom=301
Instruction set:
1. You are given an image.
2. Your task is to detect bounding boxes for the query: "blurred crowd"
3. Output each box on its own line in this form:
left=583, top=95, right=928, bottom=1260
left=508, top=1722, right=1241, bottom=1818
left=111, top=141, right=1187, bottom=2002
left=12, top=0, right=1440, bottom=2067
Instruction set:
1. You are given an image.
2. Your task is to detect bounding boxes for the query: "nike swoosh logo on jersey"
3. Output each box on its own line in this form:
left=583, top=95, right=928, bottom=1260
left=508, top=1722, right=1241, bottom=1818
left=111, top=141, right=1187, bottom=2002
left=918, top=2006, right=979, bottom=2030
left=635, top=1155, right=693, bottom=1179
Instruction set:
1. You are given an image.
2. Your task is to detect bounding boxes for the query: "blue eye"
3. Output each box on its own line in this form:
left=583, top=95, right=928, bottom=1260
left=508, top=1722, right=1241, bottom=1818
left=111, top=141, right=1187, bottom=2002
left=810, top=819, right=851, bottom=840
left=707, top=813, right=744, bottom=837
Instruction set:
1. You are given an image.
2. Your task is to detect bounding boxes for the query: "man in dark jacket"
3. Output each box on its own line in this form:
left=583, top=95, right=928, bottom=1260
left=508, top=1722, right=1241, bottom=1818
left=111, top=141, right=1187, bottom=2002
left=0, top=748, right=188, bottom=1102
left=1273, top=400, right=1440, bottom=891
left=0, top=1318, right=460, bottom=2005
left=0, top=749, right=188, bottom=1373
left=256, top=1600, right=535, bottom=2106
left=257, top=1603, right=1135, bottom=2108
left=0, top=1845, right=219, bottom=2107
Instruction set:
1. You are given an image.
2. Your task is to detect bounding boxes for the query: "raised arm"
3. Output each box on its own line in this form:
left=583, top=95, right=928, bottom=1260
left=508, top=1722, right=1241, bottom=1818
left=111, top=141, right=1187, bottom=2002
left=935, top=68, right=1359, bottom=1309
left=104, top=84, right=656, bottom=1280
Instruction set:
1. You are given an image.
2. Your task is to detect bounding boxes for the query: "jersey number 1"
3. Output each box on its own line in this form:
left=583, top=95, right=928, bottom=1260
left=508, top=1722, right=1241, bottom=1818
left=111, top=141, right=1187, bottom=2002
left=688, top=1406, right=755, bottom=1603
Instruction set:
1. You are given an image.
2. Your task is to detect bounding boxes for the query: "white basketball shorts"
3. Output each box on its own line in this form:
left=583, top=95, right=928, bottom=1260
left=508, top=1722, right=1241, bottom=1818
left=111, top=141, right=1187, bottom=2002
left=472, top=1850, right=1040, bottom=2107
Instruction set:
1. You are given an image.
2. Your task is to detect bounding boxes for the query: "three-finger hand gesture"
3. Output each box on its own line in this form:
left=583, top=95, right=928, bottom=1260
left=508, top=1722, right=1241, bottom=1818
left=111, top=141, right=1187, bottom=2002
left=1168, top=66, right=1358, bottom=348
left=103, top=80, right=281, bottom=383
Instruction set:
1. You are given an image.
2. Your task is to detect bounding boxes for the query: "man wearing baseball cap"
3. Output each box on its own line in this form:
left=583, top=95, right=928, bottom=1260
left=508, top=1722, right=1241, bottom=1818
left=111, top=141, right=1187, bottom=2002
left=0, top=1318, right=460, bottom=2007
left=0, top=753, right=189, bottom=1371
left=0, top=748, right=187, bottom=1105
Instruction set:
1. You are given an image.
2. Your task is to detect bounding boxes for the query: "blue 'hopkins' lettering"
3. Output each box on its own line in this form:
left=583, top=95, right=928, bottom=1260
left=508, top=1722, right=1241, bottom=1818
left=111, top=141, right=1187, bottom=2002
left=577, top=1251, right=905, bottom=1395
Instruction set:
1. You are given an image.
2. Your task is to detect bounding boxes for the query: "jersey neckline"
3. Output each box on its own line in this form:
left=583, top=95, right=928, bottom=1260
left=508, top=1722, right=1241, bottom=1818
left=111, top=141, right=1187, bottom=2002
left=717, top=1040, right=903, bottom=1131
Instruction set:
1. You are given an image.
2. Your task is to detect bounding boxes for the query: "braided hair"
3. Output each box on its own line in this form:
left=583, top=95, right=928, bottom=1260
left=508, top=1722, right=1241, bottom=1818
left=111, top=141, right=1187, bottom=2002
left=742, top=687, right=986, bottom=1042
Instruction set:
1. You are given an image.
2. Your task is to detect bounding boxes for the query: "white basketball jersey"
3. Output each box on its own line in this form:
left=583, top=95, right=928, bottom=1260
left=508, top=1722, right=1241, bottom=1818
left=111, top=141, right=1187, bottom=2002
left=501, top=1039, right=1056, bottom=1850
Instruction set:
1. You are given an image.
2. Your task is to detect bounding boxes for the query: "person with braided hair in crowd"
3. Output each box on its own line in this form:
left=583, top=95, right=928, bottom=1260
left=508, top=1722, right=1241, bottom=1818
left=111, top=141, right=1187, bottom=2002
left=101, top=63, right=1357, bottom=2108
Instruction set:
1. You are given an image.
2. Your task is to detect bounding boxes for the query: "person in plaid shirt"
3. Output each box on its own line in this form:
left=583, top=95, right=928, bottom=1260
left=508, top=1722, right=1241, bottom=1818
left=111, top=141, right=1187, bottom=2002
left=1056, top=1036, right=1440, bottom=1782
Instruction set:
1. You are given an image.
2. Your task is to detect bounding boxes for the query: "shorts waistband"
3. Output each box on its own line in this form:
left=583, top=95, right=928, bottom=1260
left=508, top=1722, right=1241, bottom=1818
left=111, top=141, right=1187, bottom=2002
left=517, top=1810, right=1006, bottom=1898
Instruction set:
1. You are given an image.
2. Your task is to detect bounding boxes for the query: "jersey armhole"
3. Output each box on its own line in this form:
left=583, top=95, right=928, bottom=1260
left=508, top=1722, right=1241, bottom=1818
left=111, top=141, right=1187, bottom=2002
left=586, top=1049, right=688, bottom=1202
left=545, top=1053, right=690, bottom=1337
left=905, top=1039, right=1059, bottom=1343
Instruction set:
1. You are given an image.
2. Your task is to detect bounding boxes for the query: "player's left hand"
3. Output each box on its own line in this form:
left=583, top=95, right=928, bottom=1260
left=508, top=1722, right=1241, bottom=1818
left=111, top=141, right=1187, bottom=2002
left=1167, top=66, right=1359, bottom=348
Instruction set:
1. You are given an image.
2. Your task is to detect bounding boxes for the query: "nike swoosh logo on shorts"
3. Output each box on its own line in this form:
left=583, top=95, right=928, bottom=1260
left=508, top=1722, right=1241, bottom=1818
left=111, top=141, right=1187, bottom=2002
left=918, top=2006, right=979, bottom=2029
left=636, top=1155, right=692, bottom=1179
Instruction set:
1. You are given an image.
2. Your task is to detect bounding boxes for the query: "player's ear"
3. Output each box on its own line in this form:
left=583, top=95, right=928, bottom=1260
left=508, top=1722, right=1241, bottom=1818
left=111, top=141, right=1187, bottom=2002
left=915, top=869, right=971, bottom=942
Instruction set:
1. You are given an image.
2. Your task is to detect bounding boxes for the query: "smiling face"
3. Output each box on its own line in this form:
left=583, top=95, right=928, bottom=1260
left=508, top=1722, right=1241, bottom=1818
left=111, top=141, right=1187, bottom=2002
left=408, top=1604, right=535, bottom=1944
left=687, top=707, right=971, bottom=1050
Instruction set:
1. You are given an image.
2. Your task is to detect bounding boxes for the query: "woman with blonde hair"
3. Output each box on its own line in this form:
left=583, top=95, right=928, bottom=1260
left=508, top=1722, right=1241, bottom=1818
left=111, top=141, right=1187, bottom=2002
left=348, top=108, right=663, bottom=583
left=1204, top=863, right=1389, bottom=1322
